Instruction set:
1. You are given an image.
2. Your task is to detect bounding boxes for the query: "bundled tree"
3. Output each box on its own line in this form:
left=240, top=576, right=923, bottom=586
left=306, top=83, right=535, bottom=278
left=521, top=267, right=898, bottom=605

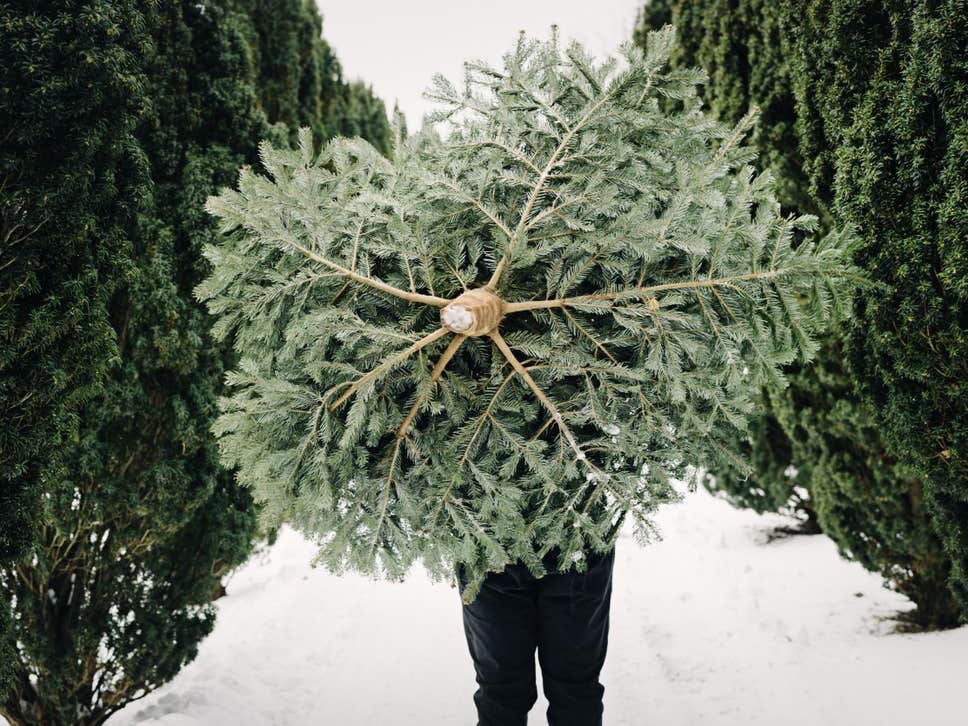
left=198, top=28, right=859, bottom=602
left=0, top=0, right=150, bottom=698
left=636, top=0, right=966, bottom=626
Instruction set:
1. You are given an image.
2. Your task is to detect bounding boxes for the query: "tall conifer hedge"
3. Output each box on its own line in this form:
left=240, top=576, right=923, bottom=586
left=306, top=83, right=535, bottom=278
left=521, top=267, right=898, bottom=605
left=637, top=0, right=966, bottom=626
left=0, top=1, right=392, bottom=721
left=0, top=0, right=148, bottom=564
left=232, top=0, right=391, bottom=153
left=0, top=0, right=151, bottom=698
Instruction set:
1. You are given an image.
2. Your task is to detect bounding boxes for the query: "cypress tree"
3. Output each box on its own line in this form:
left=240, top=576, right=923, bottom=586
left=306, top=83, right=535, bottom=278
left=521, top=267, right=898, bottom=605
left=334, top=80, right=393, bottom=156
left=231, top=0, right=391, bottom=151
left=0, top=0, right=148, bottom=563
left=232, top=0, right=326, bottom=138
left=791, top=0, right=967, bottom=618
left=0, top=0, right=150, bottom=698
left=635, top=1, right=966, bottom=626
left=635, top=0, right=830, bottom=530
left=1, top=3, right=263, bottom=721
left=2, top=0, right=395, bottom=717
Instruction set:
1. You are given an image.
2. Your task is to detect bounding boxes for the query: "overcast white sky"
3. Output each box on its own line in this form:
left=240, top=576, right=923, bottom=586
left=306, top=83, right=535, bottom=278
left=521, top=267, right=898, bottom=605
left=317, top=0, right=645, bottom=130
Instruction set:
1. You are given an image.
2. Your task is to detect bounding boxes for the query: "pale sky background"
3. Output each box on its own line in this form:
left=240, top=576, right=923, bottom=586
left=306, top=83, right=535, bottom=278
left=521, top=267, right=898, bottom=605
left=317, top=0, right=646, bottom=131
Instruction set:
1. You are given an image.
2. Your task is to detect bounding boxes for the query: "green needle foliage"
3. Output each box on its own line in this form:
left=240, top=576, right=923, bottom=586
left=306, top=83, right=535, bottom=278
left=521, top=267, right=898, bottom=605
left=637, top=0, right=966, bottom=627
left=199, top=28, right=859, bottom=602
left=232, top=0, right=392, bottom=154
left=0, top=0, right=150, bottom=700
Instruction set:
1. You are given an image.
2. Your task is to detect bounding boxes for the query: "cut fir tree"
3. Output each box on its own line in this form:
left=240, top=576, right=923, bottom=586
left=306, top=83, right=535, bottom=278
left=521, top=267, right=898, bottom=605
left=198, top=27, right=860, bottom=602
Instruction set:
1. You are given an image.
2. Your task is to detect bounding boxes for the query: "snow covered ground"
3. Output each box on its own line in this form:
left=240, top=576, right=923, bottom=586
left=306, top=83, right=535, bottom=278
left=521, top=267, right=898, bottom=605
left=113, top=488, right=968, bottom=725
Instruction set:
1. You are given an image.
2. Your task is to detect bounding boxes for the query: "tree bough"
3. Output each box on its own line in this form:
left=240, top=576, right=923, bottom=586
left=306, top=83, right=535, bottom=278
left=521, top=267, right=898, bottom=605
left=199, top=27, right=860, bottom=601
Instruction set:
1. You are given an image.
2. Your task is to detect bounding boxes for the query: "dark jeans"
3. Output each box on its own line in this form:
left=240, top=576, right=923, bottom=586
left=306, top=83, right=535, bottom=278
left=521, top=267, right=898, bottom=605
left=457, top=546, right=616, bottom=726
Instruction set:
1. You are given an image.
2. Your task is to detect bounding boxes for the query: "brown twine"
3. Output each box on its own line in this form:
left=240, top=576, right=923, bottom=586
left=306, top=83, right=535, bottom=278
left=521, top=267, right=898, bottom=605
left=440, top=287, right=506, bottom=337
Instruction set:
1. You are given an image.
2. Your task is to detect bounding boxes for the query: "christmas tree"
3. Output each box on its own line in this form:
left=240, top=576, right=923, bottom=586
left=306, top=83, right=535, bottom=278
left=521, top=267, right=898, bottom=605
left=199, top=27, right=859, bottom=602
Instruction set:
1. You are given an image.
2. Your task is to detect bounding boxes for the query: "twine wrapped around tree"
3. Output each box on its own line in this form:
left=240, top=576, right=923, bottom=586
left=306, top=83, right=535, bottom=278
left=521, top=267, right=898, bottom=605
left=197, top=27, right=859, bottom=602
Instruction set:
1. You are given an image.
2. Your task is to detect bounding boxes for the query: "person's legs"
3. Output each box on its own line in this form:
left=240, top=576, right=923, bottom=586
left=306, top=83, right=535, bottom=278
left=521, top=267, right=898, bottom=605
left=536, top=546, right=615, bottom=726
left=458, top=562, right=540, bottom=726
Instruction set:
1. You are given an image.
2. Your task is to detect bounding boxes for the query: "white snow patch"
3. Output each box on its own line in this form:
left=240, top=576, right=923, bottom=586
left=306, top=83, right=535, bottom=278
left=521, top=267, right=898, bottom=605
left=91, top=489, right=968, bottom=726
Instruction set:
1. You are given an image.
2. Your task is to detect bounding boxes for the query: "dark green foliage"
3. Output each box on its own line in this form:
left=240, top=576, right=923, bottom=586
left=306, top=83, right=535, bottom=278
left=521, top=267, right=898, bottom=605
left=799, top=0, right=967, bottom=616
left=775, top=343, right=958, bottom=626
left=705, top=385, right=814, bottom=525
left=637, top=0, right=822, bottom=218
left=635, top=0, right=672, bottom=30
left=0, top=2, right=263, bottom=721
left=0, top=0, right=151, bottom=699
left=335, top=80, right=393, bottom=156
left=635, top=0, right=825, bottom=528
left=634, top=0, right=843, bottom=528
left=232, top=0, right=331, bottom=137
left=2, top=0, right=395, bottom=717
left=232, top=0, right=391, bottom=152
left=636, top=1, right=967, bottom=626
left=0, top=0, right=147, bottom=561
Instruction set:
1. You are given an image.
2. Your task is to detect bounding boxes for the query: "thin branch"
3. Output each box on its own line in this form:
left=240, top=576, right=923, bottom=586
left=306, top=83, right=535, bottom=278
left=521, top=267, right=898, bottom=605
left=328, top=327, right=450, bottom=411
left=286, top=238, right=449, bottom=306
left=432, top=176, right=514, bottom=239
left=426, top=365, right=517, bottom=534
left=396, top=334, right=464, bottom=438
left=462, top=136, right=542, bottom=174
left=525, top=191, right=591, bottom=230
left=488, top=330, right=585, bottom=460
left=488, top=81, right=626, bottom=289
left=403, top=256, right=417, bottom=293
left=504, top=267, right=797, bottom=313
left=561, top=307, right=618, bottom=363
left=370, top=435, right=404, bottom=555
left=329, top=221, right=363, bottom=303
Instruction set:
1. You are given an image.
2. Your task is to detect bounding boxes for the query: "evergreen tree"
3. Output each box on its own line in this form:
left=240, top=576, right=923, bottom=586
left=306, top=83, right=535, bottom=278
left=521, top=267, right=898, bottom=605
left=231, top=0, right=391, bottom=151
left=2, top=0, right=397, bottom=717
left=0, top=0, right=148, bottom=562
left=199, top=29, right=858, bottom=603
left=793, top=0, right=967, bottom=618
left=0, top=0, right=150, bottom=699
left=635, top=0, right=671, bottom=30
left=1, top=3, right=262, bottom=721
left=635, top=1, right=966, bottom=626
left=334, top=80, right=393, bottom=156
left=232, top=0, right=328, bottom=139
left=636, top=0, right=819, bottom=218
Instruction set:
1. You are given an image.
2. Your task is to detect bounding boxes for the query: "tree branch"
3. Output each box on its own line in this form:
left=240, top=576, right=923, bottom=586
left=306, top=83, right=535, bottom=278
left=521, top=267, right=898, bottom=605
left=504, top=267, right=797, bottom=313
left=286, top=238, right=449, bottom=306
left=328, top=327, right=451, bottom=411
left=488, top=329, right=585, bottom=460
left=396, top=333, right=464, bottom=438
left=487, top=82, right=627, bottom=289
left=431, top=175, right=514, bottom=239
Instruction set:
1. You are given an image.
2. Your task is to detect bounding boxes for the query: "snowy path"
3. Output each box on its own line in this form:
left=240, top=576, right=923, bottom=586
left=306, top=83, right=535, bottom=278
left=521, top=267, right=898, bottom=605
left=113, top=489, right=968, bottom=725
